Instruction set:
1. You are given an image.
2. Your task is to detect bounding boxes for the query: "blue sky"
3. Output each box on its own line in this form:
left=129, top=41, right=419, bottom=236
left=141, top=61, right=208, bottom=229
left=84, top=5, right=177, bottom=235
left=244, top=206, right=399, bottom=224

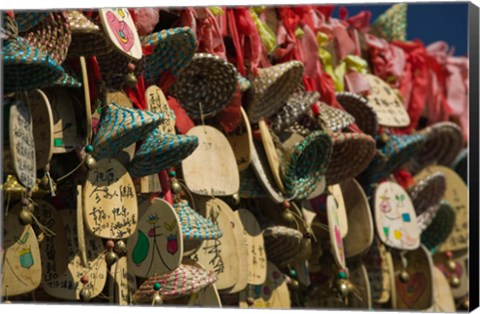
left=336, top=2, right=469, bottom=56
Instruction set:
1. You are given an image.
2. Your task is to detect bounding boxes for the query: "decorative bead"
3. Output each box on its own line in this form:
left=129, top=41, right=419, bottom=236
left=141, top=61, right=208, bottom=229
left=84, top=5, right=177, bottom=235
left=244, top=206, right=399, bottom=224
left=338, top=271, right=347, bottom=280
left=445, top=251, right=453, bottom=259
left=85, top=145, right=94, bottom=153
left=152, top=294, right=163, bottom=305
left=105, top=251, right=119, bottom=266
left=106, top=240, right=115, bottom=249
left=153, top=282, right=162, bottom=291
left=21, top=197, right=29, bottom=206
left=282, top=210, right=294, bottom=223
left=289, top=269, right=297, bottom=278
left=449, top=275, right=460, bottom=288
left=232, top=193, right=241, bottom=205
left=85, top=156, right=97, bottom=170
left=263, top=286, right=271, bottom=295
left=246, top=297, right=255, bottom=306
left=400, top=270, right=410, bottom=283
left=127, top=63, right=136, bottom=71
left=169, top=170, right=176, bottom=178
left=80, top=287, right=92, bottom=302
left=80, top=275, right=89, bottom=284
left=114, top=240, right=127, bottom=254
left=19, top=208, right=32, bottom=225
left=283, top=200, right=291, bottom=209
left=462, top=298, right=469, bottom=309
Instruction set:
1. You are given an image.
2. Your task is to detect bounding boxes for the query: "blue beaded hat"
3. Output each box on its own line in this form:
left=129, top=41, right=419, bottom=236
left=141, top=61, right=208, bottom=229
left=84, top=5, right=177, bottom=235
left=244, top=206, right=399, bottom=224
left=174, top=200, right=222, bottom=240
left=128, top=128, right=199, bottom=178
left=239, top=166, right=268, bottom=199
left=2, top=14, right=80, bottom=92
left=142, top=27, right=197, bottom=83
left=14, top=11, right=49, bottom=32
left=91, top=103, right=164, bottom=159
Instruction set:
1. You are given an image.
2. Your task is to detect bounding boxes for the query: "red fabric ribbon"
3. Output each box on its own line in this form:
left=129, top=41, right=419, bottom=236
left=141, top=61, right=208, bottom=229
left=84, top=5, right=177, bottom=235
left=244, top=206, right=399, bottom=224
left=216, top=85, right=242, bottom=133
left=166, top=96, right=195, bottom=134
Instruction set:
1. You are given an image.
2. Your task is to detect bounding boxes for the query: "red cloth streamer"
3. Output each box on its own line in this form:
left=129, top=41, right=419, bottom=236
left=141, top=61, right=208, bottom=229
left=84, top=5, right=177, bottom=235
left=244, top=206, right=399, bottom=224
left=124, top=76, right=147, bottom=110
left=216, top=85, right=242, bottom=133
left=159, top=170, right=174, bottom=205
left=166, top=96, right=195, bottom=134
left=394, top=169, right=415, bottom=190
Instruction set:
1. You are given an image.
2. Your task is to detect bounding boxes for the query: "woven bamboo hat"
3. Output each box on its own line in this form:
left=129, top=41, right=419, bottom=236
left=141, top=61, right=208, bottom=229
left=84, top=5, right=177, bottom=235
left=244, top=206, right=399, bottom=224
left=281, top=131, right=333, bottom=199
left=239, top=166, right=268, bottom=199
left=370, top=3, right=407, bottom=42
left=270, top=91, right=319, bottom=134
left=246, top=61, right=304, bottom=123
left=66, top=10, right=112, bottom=57
left=96, top=49, right=145, bottom=90
left=142, top=26, right=197, bottom=83
left=420, top=201, right=456, bottom=251
left=14, top=11, right=49, bottom=32
left=2, top=16, right=73, bottom=93
left=326, top=132, right=376, bottom=185
left=362, top=133, right=426, bottom=183
left=451, top=148, right=468, bottom=183
left=128, top=128, right=199, bottom=178
left=20, top=11, right=71, bottom=65
left=336, top=92, right=379, bottom=137
left=409, top=172, right=446, bottom=216
left=263, top=225, right=308, bottom=266
left=91, top=103, right=164, bottom=159
left=133, top=263, right=217, bottom=302
left=412, top=122, right=464, bottom=173
left=317, top=103, right=355, bottom=133
left=170, top=53, right=238, bottom=119
left=174, top=200, right=223, bottom=240
left=284, top=113, right=320, bottom=137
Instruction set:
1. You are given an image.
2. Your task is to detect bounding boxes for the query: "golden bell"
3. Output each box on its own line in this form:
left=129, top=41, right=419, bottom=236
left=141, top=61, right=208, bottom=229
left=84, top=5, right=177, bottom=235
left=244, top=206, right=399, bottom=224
left=80, top=287, right=92, bottom=302
left=114, top=240, right=127, bottom=254
left=289, top=279, right=300, bottom=290
left=85, top=156, right=97, bottom=170
left=152, top=294, right=163, bottom=305
left=449, top=275, right=460, bottom=288
left=400, top=270, right=410, bottom=283
left=19, top=208, right=33, bottom=225
left=380, top=133, right=390, bottom=143
left=282, top=210, right=295, bottom=223
left=40, top=175, right=50, bottom=189
left=124, top=72, right=138, bottom=88
left=232, top=193, right=241, bottom=205
left=338, top=281, right=350, bottom=297
left=171, top=181, right=182, bottom=194
left=246, top=297, right=255, bottom=306
left=105, top=251, right=119, bottom=266
left=447, top=260, right=457, bottom=272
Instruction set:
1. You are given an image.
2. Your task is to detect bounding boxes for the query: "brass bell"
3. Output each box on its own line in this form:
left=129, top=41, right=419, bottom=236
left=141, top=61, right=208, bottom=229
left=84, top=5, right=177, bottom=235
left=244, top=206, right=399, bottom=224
left=171, top=181, right=182, bottom=194
left=85, top=156, right=97, bottom=170
left=80, top=287, right=92, bottom=302
left=105, top=251, right=119, bottom=266
left=282, top=210, right=295, bottom=223
left=152, top=294, right=163, bottom=305
left=400, top=270, right=410, bottom=283
left=232, top=193, right=241, bottom=205
left=380, top=133, right=390, bottom=143
left=289, top=279, right=300, bottom=290
left=40, top=175, right=50, bottom=189
left=447, top=260, right=457, bottom=272
left=19, top=208, right=33, bottom=225
left=461, top=298, right=469, bottom=310
left=246, top=297, right=255, bottom=306
left=338, top=280, right=350, bottom=297
left=124, top=72, right=138, bottom=88
left=114, top=240, right=127, bottom=254
left=449, top=275, right=460, bottom=288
